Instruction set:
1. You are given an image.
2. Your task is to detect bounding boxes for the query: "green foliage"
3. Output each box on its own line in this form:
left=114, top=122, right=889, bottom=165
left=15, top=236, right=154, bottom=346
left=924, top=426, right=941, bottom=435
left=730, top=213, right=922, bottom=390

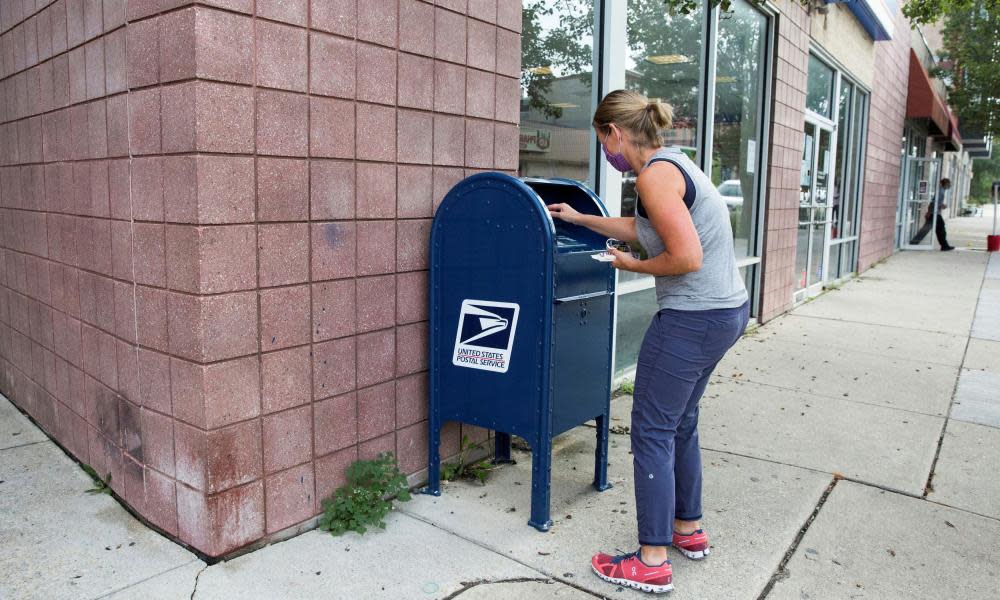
left=441, top=436, right=494, bottom=484
left=521, top=1, right=594, bottom=119
left=81, top=464, right=112, bottom=495
left=970, top=154, right=1000, bottom=202
left=903, top=0, right=1000, bottom=25
left=318, top=453, right=411, bottom=536
left=932, top=2, right=1000, bottom=140
left=662, top=0, right=805, bottom=17
left=616, top=379, right=635, bottom=396
left=660, top=0, right=997, bottom=26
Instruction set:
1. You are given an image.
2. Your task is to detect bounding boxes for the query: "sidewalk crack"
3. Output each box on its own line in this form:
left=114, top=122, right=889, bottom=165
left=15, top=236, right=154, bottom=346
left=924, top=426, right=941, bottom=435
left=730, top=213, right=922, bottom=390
left=924, top=261, right=986, bottom=498
left=443, top=577, right=553, bottom=599
left=756, top=476, right=839, bottom=599
left=189, top=564, right=209, bottom=600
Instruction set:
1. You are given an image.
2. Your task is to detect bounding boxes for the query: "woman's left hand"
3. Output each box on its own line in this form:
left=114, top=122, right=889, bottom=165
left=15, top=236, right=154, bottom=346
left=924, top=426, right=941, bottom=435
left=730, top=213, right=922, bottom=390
left=608, top=248, right=642, bottom=273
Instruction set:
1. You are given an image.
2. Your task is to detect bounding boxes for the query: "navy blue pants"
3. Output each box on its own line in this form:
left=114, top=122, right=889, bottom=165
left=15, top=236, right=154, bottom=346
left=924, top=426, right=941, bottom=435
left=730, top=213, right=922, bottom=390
left=631, top=302, right=749, bottom=546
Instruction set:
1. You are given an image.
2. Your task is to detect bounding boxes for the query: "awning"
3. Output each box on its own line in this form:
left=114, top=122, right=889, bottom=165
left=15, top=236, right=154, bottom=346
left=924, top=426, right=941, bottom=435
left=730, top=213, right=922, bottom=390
left=963, top=137, right=992, bottom=159
left=944, top=112, right=962, bottom=152
left=826, top=0, right=895, bottom=41
left=906, top=50, right=951, bottom=136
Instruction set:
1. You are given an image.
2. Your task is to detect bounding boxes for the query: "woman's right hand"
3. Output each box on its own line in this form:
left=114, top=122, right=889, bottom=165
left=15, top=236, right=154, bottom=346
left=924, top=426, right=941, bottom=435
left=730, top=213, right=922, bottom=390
left=548, top=203, right=583, bottom=225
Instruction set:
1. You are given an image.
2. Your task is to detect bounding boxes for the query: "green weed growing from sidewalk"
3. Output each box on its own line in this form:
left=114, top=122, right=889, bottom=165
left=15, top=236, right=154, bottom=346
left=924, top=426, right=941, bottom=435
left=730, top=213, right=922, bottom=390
left=318, top=452, right=411, bottom=536
left=615, top=379, right=635, bottom=396
left=81, top=464, right=112, bottom=495
left=441, top=435, right=494, bottom=484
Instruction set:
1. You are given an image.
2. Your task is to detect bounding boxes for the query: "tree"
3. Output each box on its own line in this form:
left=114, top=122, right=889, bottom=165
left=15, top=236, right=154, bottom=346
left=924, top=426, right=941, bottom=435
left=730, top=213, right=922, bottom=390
left=933, top=2, right=1000, bottom=140
left=903, top=0, right=1000, bottom=25
left=969, top=154, right=1000, bottom=202
left=521, top=0, right=593, bottom=119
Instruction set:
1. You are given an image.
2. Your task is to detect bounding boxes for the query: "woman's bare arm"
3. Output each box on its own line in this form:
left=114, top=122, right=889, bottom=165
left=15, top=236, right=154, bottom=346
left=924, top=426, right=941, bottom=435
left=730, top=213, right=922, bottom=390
left=547, top=204, right=638, bottom=242
left=621, top=162, right=702, bottom=276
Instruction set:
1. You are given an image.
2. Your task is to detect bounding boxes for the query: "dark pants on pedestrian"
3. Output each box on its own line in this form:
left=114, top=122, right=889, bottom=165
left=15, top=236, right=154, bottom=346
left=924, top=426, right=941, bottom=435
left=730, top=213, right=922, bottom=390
left=910, top=214, right=949, bottom=248
left=631, top=302, right=750, bottom=546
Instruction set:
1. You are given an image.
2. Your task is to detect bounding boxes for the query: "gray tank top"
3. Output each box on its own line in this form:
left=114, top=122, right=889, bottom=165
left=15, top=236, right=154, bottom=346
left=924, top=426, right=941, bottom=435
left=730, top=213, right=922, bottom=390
left=634, top=147, right=749, bottom=311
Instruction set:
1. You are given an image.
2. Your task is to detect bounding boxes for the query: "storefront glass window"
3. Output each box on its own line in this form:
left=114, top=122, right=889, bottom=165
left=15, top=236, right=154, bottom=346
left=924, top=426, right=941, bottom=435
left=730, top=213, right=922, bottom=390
left=806, top=54, right=835, bottom=118
left=618, top=0, right=705, bottom=283
left=834, top=81, right=853, bottom=240
left=712, top=0, right=768, bottom=261
left=613, top=287, right=660, bottom=379
left=519, top=1, right=596, bottom=183
left=830, top=77, right=868, bottom=278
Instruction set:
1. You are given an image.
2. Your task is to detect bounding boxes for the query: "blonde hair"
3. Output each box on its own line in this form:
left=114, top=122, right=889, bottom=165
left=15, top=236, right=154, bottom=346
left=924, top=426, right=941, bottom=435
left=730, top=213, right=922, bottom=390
left=592, top=90, right=673, bottom=148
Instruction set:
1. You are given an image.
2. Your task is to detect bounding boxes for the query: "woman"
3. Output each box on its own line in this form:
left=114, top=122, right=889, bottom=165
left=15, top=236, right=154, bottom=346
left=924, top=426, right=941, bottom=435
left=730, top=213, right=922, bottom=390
left=548, top=90, right=749, bottom=594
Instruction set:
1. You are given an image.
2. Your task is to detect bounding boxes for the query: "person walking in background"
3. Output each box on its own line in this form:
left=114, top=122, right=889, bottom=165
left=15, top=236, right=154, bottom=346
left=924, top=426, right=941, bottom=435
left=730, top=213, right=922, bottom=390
left=909, top=178, right=955, bottom=251
left=547, top=90, right=749, bottom=594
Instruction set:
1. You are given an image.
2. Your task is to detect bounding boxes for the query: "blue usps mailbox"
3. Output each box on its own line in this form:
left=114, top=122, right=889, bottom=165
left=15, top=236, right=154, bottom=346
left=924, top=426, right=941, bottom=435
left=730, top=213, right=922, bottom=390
left=426, top=172, right=616, bottom=531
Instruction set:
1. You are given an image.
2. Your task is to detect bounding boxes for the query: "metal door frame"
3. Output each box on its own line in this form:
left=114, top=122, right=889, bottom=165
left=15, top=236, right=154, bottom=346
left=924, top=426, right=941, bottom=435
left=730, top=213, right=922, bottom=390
left=795, top=119, right=837, bottom=302
left=900, top=156, right=943, bottom=251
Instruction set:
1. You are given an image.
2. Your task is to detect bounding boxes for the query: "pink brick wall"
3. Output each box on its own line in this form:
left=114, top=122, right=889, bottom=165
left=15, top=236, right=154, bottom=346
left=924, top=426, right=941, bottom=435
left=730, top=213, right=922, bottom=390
left=0, top=0, right=520, bottom=557
left=759, top=0, right=809, bottom=322
left=759, top=1, right=909, bottom=320
left=857, top=8, right=909, bottom=270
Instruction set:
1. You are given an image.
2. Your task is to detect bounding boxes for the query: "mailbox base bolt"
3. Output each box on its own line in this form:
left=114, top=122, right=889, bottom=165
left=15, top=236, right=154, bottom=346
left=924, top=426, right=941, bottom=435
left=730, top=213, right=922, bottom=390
left=528, top=518, right=553, bottom=532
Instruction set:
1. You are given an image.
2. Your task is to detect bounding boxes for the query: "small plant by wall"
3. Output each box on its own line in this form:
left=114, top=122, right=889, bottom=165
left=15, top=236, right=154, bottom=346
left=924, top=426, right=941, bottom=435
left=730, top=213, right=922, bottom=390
left=318, top=453, right=411, bottom=536
left=440, top=436, right=495, bottom=484
left=82, top=464, right=112, bottom=495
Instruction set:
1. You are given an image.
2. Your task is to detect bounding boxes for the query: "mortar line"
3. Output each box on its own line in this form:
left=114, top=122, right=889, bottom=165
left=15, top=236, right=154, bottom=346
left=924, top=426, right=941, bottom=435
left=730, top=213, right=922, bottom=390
left=756, top=477, right=839, bottom=600
left=922, top=260, right=987, bottom=498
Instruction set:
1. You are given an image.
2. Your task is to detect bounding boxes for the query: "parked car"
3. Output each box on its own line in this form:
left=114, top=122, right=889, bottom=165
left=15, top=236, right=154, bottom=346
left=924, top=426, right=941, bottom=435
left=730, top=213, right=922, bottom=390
left=716, top=180, right=744, bottom=211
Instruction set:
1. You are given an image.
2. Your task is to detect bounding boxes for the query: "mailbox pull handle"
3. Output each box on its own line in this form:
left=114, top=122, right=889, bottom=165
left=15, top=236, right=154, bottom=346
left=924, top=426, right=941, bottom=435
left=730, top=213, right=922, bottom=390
left=554, top=290, right=613, bottom=304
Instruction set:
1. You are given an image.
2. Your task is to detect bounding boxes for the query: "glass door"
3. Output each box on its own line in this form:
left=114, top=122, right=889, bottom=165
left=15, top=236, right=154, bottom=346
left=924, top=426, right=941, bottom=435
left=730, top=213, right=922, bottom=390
left=901, top=157, right=942, bottom=250
left=795, top=122, right=834, bottom=300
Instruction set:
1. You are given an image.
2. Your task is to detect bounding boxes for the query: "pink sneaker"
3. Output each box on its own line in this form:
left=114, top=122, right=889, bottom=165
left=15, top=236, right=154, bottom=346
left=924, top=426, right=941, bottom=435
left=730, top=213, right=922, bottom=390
left=672, top=529, right=710, bottom=560
left=591, top=550, right=673, bottom=594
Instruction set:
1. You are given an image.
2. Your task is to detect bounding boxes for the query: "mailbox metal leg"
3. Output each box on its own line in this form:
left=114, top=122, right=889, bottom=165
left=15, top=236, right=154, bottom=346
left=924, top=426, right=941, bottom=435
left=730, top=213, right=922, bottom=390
left=423, top=417, right=442, bottom=496
left=493, top=432, right=515, bottom=465
left=528, top=437, right=553, bottom=531
left=593, top=414, right=613, bottom=491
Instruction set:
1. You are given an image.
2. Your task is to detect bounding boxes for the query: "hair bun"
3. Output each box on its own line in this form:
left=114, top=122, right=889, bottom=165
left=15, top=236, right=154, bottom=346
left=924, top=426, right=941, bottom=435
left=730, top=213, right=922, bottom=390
left=646, top=101, right=673, bottom=130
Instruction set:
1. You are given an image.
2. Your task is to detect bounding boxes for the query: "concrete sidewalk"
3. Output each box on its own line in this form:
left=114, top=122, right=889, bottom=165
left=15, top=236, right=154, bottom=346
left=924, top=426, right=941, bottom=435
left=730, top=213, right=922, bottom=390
left=3, top=237, right=999, bottom=598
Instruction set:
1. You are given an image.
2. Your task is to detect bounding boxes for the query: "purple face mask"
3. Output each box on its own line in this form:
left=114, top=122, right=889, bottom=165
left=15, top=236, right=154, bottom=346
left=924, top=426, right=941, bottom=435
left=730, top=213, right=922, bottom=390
left=601, top=129, right=632, bottom=173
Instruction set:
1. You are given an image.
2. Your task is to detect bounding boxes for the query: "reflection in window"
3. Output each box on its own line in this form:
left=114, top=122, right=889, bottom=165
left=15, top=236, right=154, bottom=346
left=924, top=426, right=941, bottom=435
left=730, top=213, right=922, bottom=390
left=519, top=1, right=595, bottom=183
left=806, top=54, right=834, bottom=118
left=613, top=287, right=659, bottom=379
left=619, top=0, right=704, bottom=283
left=833, top=81, right=853, bottom=239
left=625, top=0, right=703, bottom=152
left=711, top=0, right=767, bottom=261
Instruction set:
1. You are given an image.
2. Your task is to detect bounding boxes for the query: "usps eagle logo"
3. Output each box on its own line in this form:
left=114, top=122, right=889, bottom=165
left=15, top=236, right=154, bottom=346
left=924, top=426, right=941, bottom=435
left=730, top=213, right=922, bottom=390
left=452, top=300, right=520, bottom=373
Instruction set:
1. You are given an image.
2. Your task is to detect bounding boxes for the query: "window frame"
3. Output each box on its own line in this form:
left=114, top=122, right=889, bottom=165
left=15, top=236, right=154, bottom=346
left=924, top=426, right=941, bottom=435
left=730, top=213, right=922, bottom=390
left=805, top=46, right=871, bottom=284
left=605, top=0, right=776, bottom=312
